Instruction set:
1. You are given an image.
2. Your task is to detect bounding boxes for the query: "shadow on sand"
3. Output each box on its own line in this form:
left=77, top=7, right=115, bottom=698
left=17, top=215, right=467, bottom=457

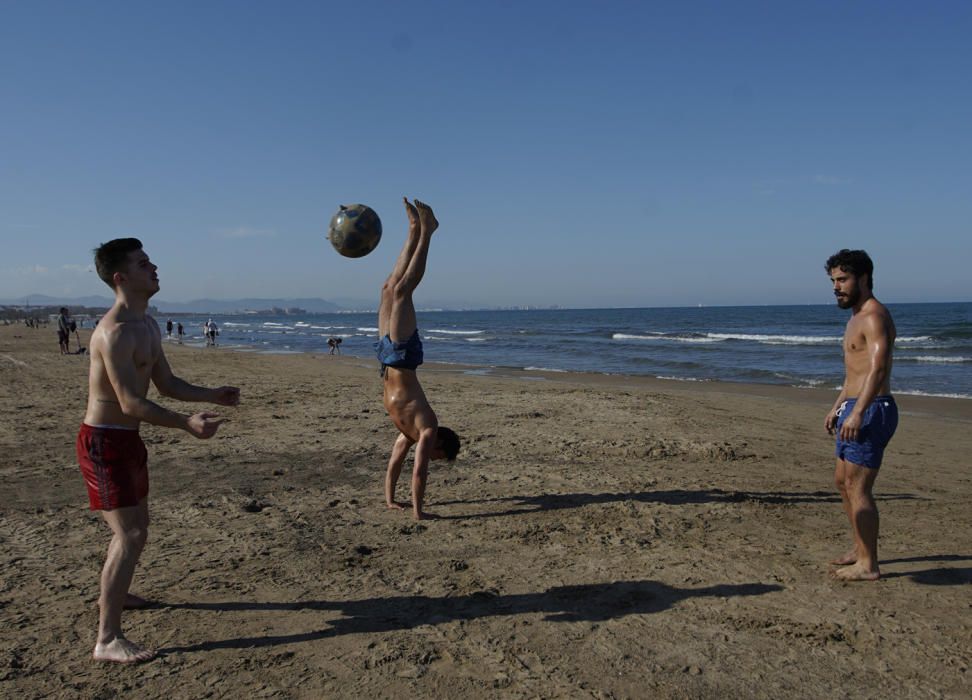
left=880, top=554, right=972, bottom=585
left=433, top=489, right=923, bottom=520
left=156, top=579, right=782, bottom=655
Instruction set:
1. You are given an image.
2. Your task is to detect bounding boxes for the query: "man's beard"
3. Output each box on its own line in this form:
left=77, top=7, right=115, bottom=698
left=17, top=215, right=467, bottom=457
left=835, top=287, right=859, bottom=309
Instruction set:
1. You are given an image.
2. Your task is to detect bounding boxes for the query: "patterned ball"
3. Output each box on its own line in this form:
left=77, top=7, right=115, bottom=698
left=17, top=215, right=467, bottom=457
left=327, top=204, right=382, bottom=258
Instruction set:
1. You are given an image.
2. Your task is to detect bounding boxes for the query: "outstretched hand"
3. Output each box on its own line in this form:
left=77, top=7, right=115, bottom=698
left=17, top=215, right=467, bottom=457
left=212, top=386, right=241, bottom=406
left=186, top=412, right=225, bottom=439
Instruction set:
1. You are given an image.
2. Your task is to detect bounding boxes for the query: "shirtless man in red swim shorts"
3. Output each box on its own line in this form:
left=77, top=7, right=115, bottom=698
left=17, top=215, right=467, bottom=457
left=78, top=238, right=240, bottom=663
left=377, top=199, right=460, bottom=520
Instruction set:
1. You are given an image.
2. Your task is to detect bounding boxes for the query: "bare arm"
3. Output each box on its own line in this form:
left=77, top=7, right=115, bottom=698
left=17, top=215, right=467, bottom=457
left=839, top=314, right=893, bottom=441
left=151, top=320, right=240, bottom=406
left=385, top=433, right=413, bottom=509
left=102, top=327, right=225, bottom=438
left=410, top=424, right=438, bottom=520
left=103, top=328, right=192, bottom=430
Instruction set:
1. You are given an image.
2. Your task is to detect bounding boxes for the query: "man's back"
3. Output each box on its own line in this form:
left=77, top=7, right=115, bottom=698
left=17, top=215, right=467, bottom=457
left=383, top=368, right=436, bottom=440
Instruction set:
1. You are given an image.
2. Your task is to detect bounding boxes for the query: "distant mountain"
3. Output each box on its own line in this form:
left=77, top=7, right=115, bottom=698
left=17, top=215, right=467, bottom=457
left=153, top=298, right=343, bottom=313
left=0, top=294, right=343, bottom=313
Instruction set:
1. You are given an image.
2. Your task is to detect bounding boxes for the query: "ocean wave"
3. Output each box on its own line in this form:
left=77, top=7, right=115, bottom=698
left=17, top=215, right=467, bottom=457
left=426, top=328, right=484, bottom=335
left=707, top=333, right=840, bottom=345
left=612, top=333, right=722, bottom=344
left=524, top=366, right=568, bottom=372
left=896, top=390, right=972, bottom=400
left=357, top=327, right=379, bottom=333
left=900, top=355, right=972, bottom=364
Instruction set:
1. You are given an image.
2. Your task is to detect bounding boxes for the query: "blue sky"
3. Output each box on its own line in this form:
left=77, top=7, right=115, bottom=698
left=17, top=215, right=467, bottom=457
left=2, top=1, right=970, bottom=308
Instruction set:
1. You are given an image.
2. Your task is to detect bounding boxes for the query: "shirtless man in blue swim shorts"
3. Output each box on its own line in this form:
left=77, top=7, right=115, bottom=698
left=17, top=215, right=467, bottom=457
left=377, top=199, right=460, bottom=520
left=824, top=249, right=898, bottom=581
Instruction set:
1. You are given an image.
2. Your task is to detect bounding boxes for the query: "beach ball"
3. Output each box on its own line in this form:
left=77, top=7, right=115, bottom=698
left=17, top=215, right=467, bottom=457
left=327, top=204, right=382, bottom=258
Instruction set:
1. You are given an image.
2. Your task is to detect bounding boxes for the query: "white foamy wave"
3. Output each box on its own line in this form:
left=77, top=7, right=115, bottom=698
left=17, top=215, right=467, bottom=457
left=896, top=390, right=971, bottom=400
left=427, top=328, right=484, bottom=335
left=897, top=336, right=935, bottom=344
left=903, top=356, right=972, bottom=364
left=294, top=322, right=311, bottom=327
left=263, top=322, right=286, bottom=327
left=524, top=366, right=568, bottom=373
left=655, top=375, right=707, bottom=382
left=612, top=333, right=722, bottom=343
left=222, top=322, right=251, bottom=327
left=707, top=333, right=840, bottom=345
left=466, top=337, right=486, bottom=342
left=357, top=327, right=379, bottom=333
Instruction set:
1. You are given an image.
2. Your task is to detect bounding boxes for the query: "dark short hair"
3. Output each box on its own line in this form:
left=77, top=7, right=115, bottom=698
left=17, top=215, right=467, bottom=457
left=94, top=238, right=143, bottom=288
left=825, top=249, right=873, bottom=290
left=437, top=426, right=460, bottom=461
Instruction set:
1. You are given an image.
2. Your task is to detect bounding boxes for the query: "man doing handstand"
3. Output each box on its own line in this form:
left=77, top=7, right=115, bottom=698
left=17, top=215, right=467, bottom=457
left=377, top=198, right=460, bottom=520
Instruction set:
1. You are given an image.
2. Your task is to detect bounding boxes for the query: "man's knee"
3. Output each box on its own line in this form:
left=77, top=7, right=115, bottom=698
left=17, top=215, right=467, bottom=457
left=120, top=525, right=148, bottom=551
left=393, top=279, right=413, bottom=299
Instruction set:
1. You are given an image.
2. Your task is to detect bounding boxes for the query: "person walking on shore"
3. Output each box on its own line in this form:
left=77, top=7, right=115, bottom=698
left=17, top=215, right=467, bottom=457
left=78, top=238, right=240, bottom=663
left=376, top=198, right=460, bottom=520
left=57, top=307, right=70, bottom=354
left=824, top=249, right=898, bottom=581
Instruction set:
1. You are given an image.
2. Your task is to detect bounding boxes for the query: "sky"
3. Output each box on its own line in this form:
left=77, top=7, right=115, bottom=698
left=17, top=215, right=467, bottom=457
left=2, top=0, right=970, bottom=309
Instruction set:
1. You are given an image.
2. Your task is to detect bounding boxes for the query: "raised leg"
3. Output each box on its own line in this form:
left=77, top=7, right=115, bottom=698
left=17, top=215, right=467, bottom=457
left=387, top=200, right=438, bottom=342
left=93, top=499, right=156, bottom=662
left=379, top=199, right=422, bottom=337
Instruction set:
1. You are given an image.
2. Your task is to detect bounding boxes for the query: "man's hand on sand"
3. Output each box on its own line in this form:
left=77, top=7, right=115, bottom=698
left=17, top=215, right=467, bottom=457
left=212, top=386, right=241, bottom=406
left=186, top=412, right=225, bottom=438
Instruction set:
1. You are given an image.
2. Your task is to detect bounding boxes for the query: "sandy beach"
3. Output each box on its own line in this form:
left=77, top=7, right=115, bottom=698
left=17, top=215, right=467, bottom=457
left=1, top=324, right=969, bottom=698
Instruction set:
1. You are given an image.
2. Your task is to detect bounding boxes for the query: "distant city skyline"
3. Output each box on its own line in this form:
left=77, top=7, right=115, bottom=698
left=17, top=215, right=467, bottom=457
left=2, top=1, right=970, bottom=308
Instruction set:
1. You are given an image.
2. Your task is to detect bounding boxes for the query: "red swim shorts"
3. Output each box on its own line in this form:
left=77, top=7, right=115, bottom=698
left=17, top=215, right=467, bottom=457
left=76, top=424, right=149, bottom=510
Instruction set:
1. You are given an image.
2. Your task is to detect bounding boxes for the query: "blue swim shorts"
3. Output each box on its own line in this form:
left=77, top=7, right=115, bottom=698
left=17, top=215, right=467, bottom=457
left=835, top=396, right=898, bottom=469
left=375, top=330, right=424, bottom=375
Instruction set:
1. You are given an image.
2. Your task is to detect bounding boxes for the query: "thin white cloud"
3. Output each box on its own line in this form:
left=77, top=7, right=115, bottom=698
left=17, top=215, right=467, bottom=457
left=12, top=265, right=49, bottom=275
left=215, top=227, right=276, bottom=239
left=813, top=175, right=854, bottom=186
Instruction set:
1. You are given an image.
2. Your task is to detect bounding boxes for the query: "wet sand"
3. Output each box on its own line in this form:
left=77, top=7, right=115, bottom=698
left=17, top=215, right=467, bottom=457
left=1, top=324, right=969, bottom=698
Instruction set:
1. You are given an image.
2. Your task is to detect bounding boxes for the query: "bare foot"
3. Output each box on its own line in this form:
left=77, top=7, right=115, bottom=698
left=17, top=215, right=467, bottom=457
left=93, top=638, right=157, bottom=664
left=831, top=563, right=881, bottom=581
left=413, top=199, right=439, bottom=235
left=386, top=501, right=407, bottom=511
left=403, top=197, right=419, bottom=234
left=830, top=548, right=858, bottom=566
left=414, top=511, right=441, bottom=521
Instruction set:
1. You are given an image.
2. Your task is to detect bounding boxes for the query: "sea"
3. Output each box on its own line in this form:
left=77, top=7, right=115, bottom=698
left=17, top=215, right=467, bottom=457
left=167, top=302, right=972, bottom=399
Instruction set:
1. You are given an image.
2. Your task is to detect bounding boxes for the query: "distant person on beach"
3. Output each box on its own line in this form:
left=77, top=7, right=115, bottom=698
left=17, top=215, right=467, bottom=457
left=205, top=318, right=218, bottom=347
left=78, top=237, right=240, bottom=663
left=69, top=318, right=83, bottom=353
left=177, top=321, right=184, bottom=344
left=376, top=198, right=460, bottom=520
left=327, top=336, right=342, bottom=355
left=824, top=249, right=897, bottom=582
left=57, top=307, right=70, bottom=354
left=166, top=318, right=173, bottom=338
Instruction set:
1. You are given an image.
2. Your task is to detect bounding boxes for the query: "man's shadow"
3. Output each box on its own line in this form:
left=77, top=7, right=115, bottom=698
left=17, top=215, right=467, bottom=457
left=433, top=489, right=923, bottom=520
left=156, top=579, right=782, bottom=655
left=879, top=554, right=972, bottom=585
